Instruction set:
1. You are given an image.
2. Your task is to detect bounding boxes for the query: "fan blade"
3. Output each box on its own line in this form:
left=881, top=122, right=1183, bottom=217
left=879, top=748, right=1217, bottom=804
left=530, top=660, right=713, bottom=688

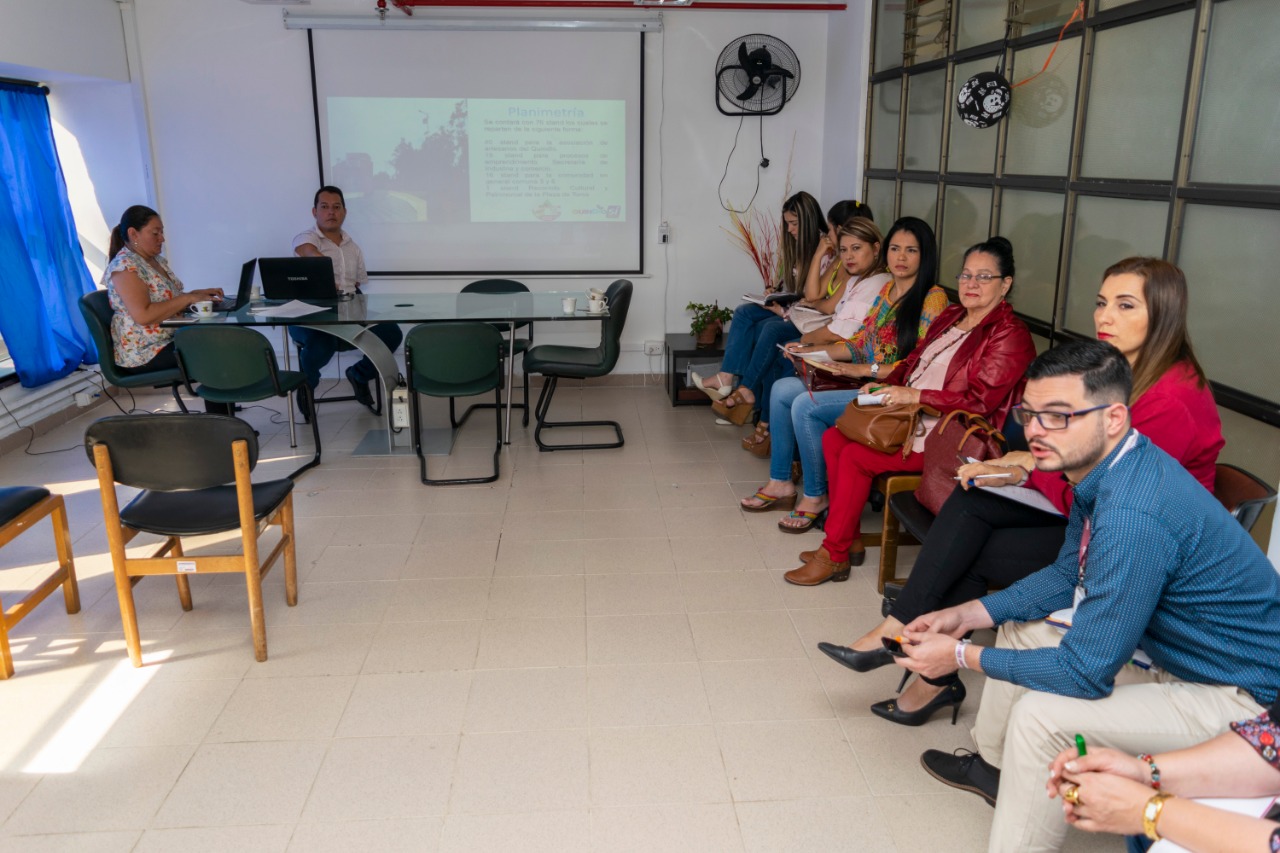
left=736, top=82, right=761, bottom=101
left=738, top=42, right=750, bottom=70
left=766, top=66, right=794, bottom=80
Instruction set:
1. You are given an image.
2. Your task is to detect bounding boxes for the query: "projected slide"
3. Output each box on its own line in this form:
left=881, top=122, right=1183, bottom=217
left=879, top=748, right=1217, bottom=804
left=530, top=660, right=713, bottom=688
left=311, top=27, right=642, bottom=273
left=327, top=97, right=625, bottom=227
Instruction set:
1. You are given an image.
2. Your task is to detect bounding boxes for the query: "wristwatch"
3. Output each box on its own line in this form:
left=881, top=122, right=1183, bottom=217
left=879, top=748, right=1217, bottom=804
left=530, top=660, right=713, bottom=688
left=869, top=363, right=880, bottom=378
left=1142, top=792, right=1174, bottom=841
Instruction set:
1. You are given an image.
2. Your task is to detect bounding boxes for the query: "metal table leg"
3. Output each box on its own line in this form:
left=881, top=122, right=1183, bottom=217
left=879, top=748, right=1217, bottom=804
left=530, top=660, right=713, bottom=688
left=504, top=320, right=515, bottom=444
left=281, top=328, right=297, bottom=449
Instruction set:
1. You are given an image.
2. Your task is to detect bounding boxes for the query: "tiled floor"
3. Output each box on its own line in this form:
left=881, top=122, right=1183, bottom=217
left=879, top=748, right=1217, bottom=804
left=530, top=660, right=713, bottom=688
left=0, top=383, right=1119, bottom=851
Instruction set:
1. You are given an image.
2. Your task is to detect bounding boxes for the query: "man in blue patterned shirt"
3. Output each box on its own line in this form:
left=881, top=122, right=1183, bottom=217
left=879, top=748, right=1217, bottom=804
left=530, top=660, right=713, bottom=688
left=895, top=341, right=1280, bottom=853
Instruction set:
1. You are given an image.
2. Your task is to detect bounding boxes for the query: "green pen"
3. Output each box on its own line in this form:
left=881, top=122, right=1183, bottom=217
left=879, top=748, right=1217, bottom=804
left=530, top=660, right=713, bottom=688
left=1075, top=733, right=1087, bottom=757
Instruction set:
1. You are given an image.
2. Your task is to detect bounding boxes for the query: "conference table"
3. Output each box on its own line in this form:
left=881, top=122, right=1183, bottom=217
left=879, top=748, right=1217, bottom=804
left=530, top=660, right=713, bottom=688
left=174, top=290, right=608, bottom=456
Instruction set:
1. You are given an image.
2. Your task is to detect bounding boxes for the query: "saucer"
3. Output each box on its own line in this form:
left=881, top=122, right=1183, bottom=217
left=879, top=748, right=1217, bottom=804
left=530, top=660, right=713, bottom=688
left=587, top=308, right=606, bottom=315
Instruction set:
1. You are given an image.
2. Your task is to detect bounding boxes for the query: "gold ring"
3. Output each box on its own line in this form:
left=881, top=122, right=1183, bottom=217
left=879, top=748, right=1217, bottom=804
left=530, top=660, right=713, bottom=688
left=1063, top=785, right=1081, bottom=806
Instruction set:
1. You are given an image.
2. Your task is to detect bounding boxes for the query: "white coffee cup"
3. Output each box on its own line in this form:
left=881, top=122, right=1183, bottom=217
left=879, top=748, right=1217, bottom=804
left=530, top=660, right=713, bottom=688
left=562, top=297, right=577, bottom=315
left=588, top=287, right=606, bottom=299
left=588, top=296, right=608, bottom=314
left=193, top=300, right=214, bottom=317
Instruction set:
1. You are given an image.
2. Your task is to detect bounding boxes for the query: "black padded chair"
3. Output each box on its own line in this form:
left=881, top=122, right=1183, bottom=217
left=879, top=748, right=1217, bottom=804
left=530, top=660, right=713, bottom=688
left=523, top=279, right=633, bottom=452
left=174, top=325, right=321, bottom=479
left=456, top=279, right=533, bottom=428
left=78, top=290, right=188, bottom=411
left=0, top=487, right=80, bottom=679
left=85, top=414, right=298, bottom=666
left=404, top=322, right=505, bottom=485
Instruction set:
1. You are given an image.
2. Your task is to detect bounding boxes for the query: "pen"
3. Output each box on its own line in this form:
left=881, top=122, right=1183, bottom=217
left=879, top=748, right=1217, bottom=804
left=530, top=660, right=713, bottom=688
left=952, top=473, right=1011, bottom=482
left=1075, top=734, right=1087, bottom=757
left=866, top=385, right=884, bottom=394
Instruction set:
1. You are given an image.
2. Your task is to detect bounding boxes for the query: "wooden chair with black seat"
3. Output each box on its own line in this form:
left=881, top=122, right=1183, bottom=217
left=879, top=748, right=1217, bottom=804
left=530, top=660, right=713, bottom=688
left=454, top=279, right=533, bottom=429
left=0, top=487, right=80, bottom=679
left=85, top=413, right=298, bottom=666
left=873, top=413, right=1029, bottom=595
left=79, top=290, right=189, bottom=412
left=523, top=279, right=633, bottom=452
left=174, top=325, right=321, bottom=479
left=1213, top=463, right=1278, bottom=533
left=404, top=321, right=505, bottom=485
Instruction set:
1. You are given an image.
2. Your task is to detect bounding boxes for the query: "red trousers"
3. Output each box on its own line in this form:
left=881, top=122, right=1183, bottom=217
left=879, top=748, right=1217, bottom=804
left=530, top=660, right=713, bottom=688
left=820, top=428, right=924, bottom=561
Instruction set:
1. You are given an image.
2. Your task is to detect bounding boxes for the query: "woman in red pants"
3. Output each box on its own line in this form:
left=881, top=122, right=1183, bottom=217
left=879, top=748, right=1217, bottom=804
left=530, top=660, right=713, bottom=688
left=784, top=236, right=1036, bottom=585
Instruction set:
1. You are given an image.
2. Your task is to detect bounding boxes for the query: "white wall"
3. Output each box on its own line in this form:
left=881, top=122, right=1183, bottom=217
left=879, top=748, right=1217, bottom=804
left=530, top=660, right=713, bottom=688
left=129, top=0, right=837, bottom=371
left=0, top=0, right=128, bottom=83
left=820, top=0, right=873, bottom=206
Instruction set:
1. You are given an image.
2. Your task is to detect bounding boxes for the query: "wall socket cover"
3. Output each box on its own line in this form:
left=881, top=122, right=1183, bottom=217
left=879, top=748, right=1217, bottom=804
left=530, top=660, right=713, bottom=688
left=643, top=340, right=664, bottom=356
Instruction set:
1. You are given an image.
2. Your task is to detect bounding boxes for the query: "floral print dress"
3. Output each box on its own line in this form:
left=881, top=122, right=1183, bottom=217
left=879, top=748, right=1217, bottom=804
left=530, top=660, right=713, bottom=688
left=102, top=246, right=185, bottom=368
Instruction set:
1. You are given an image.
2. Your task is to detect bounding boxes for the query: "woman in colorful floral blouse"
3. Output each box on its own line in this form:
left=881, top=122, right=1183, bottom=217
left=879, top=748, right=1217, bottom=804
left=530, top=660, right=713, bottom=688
left=1047, top=693, right=1280, bottom=852
left=103, top=205, right=223, bottom=373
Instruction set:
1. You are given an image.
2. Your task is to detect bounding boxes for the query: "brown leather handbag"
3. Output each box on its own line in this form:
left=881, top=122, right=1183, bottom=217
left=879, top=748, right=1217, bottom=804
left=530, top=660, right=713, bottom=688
left=914, top=409, right=1007, bottom=513
left=835, top=400, right=938, bottom=458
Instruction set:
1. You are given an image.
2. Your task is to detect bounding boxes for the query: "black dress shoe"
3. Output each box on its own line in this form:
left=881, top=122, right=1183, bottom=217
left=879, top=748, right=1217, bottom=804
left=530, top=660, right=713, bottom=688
left=817, top=642, right=894, bottom=673
left=345, top=365, right=376, bottom=412
left=870, top=679, right=966, bottom=726
left=920, top=748, right=1000, bottom=807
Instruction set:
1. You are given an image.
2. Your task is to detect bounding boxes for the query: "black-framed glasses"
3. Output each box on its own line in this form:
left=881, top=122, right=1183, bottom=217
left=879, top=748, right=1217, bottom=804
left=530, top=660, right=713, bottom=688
left=1011, top=404, right=1112, bottom=431
left=955, top=273, right=1004, bottom=284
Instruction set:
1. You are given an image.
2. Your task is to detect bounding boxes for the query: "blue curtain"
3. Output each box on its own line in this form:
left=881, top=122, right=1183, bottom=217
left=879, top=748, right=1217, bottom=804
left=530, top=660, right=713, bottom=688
left=0, top=81, right=97, bottom=387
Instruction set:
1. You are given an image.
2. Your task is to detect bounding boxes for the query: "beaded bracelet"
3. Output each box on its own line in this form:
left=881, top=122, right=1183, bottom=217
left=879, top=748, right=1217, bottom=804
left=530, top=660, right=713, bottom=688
left=1137, top=753, right=1162, bottom=790
left=955, top=639, right=971, bottom=670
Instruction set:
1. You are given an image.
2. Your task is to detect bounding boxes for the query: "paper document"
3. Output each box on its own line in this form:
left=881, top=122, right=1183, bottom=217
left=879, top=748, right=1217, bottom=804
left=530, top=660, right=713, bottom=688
left=1150, top=796, right=1278, bottom=853
left=249, top=300, right=328, bottom=318
left=741, top=294, right=767, bottom=306
left=975, top=484, right=1065, bottom=517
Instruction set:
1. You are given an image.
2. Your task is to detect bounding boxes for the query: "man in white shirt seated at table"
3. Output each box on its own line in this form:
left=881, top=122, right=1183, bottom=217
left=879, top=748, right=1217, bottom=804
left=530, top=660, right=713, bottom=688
left=289, top=185, right=403, bottom=420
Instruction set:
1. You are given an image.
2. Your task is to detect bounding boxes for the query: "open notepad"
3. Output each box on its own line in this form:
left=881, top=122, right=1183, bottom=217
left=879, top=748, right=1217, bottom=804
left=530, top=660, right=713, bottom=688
left=1150, top=796, right=1279, bottom=852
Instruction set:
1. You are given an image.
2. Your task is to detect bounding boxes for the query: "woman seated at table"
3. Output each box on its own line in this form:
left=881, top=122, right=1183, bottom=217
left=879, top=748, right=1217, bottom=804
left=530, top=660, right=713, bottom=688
left=785, top=236, right=1036, bottom=586
left=818, top=257, right=1223, bottom=726
left=690, top=192, right=829, bottom=419
left=1047, top=693, right=1279, bottom=852
left=737, top=217, right=948, bottom=531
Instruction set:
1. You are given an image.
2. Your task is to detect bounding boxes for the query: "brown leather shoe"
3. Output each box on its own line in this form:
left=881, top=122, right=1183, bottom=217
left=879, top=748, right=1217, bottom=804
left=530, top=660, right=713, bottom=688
left=799, top=542, right=864, bottom=566
left=783, top=546, right=851, bottom=586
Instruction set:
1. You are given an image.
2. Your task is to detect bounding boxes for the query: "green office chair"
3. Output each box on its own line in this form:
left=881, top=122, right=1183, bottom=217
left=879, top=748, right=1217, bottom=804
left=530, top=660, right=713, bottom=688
left=404, top=322, right=504, bottom=485
left=174, top=326, right=321, bottom=479
left=455, top=279, right=533, bottom=428
left=78, top=290, right=189, bottom=412
left=523, top=279, right=633, bottom=452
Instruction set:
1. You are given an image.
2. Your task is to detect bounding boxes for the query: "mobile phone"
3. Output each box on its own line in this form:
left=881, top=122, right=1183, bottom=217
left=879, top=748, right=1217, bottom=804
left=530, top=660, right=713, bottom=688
left=881, top=636, right=908, bottom=658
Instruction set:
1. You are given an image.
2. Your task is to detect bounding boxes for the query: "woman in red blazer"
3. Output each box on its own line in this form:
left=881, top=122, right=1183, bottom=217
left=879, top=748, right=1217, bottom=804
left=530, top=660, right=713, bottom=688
left=785, top=236, right=1036, bottom=585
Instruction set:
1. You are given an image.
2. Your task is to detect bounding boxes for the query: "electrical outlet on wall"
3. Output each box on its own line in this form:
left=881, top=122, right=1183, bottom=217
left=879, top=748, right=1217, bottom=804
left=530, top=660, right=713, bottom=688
left=643, top=340, right=664, bottom=356
left=391, top=388, right=411, bottom=428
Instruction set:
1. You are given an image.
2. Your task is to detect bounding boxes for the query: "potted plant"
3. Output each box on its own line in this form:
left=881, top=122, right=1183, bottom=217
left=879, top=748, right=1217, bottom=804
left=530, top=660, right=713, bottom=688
left=687, top=301, right=733, bottom=347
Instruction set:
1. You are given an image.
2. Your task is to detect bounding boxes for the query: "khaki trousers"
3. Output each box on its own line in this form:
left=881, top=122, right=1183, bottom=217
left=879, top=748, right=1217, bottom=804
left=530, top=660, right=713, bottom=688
left=972, top=619, right=1262, bottom=853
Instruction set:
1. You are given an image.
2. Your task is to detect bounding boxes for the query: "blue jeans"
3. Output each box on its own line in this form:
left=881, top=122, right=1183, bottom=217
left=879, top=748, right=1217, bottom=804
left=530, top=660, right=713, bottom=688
left=721, top=303, right=780, bottom=377
left=289, top=323, right=403, bottom=390
left=743, top=321, right=800, bottom=413
left=768, top=376, right=858, bottom=498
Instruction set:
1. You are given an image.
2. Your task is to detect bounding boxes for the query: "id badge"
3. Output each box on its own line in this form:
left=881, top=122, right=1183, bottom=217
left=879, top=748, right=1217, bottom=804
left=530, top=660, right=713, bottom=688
left=1072, top=584, right=1086, bottom=609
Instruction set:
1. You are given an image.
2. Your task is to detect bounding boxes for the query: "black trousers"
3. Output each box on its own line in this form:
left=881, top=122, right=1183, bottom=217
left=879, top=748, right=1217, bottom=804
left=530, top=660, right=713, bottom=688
left=888, top=485, right=1069, bottom=625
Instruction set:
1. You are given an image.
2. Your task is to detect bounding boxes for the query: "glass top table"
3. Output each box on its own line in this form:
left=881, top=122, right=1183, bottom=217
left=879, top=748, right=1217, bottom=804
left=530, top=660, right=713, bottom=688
left=172, top=290, right=609, bottom=458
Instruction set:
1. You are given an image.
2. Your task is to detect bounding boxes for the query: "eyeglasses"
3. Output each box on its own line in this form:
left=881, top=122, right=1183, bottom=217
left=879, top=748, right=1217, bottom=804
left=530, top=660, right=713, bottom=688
left=1011, top=404, right=1112, bottom=431
left=955, top=273, right=1004, bottom=284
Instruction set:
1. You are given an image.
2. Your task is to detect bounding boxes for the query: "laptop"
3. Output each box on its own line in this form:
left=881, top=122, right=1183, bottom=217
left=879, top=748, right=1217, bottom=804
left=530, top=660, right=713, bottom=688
left=207, top=259, right=256, bottom=313
left=258, top=256, right=341, bottom=305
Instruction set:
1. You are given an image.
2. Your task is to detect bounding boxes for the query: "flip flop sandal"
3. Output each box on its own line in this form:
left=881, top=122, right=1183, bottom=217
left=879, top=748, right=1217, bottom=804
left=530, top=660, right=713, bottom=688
left=712, top=389, right=756, bottom=425
left=778, top=508, right=828, bottom=534
left=740, top=490, right=797, bottom=513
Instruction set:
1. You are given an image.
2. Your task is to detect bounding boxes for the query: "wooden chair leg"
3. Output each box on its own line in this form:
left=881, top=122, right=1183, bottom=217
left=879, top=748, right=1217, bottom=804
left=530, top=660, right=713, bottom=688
left=171, top=538, right=194, bottom=611
left=0, top=595, right=13, bottom=679
left=49, top=497, right=80, bottom=614
left=234, top=441, right=268, bottom=662
left=281, top=494, right=298, bottom=608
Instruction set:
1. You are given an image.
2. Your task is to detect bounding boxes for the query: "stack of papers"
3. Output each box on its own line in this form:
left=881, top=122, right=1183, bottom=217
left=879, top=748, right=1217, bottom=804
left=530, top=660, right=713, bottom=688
left=248, top=300, right=328, bottom=318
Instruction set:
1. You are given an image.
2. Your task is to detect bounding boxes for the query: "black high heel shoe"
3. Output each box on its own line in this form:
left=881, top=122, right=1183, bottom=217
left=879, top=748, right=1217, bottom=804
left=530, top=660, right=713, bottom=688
left=870, top=679, right=966, bottom=726
left=816, top=642, right=893, bottom=673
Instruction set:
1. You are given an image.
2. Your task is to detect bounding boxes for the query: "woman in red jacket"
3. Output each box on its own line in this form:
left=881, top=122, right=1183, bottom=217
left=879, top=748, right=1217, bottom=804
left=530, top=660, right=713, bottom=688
left=818, top=257, right=1224, bottom=727
left=785, top=236, right=1036, bottom=585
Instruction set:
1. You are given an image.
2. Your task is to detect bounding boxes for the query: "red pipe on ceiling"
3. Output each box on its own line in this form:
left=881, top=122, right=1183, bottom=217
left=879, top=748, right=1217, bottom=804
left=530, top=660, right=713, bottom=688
left=389, top=0, right=846, bottom=11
